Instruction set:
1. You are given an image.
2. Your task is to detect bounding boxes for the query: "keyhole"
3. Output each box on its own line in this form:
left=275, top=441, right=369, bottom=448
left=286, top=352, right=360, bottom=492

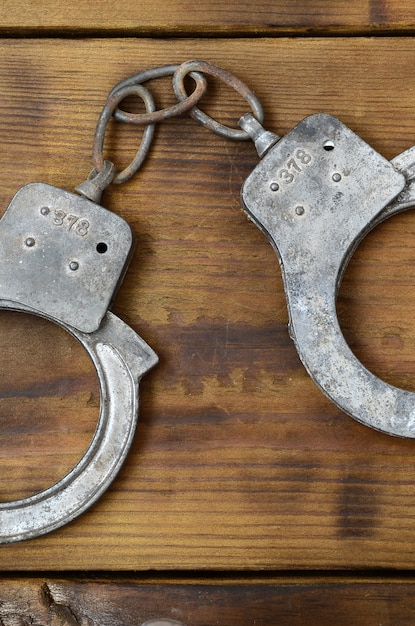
left=96, top=242, right=108, bottom=254
left=323, top=140, right=335, bottom=151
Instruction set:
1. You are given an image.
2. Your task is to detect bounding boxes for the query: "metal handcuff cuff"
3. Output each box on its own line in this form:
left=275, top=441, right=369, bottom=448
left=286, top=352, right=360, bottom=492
left=2, top=60, right=415, bottom=543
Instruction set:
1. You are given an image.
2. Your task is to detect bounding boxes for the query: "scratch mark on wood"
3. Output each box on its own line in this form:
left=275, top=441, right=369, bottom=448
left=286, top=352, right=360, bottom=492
left=41, top=583, right=82, bottom=626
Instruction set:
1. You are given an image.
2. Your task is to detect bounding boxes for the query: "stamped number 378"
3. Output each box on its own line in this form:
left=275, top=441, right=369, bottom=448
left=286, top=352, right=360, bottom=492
left=277, top=149, right=312, bottom=186
left=49, top=208, right=90, bottom=236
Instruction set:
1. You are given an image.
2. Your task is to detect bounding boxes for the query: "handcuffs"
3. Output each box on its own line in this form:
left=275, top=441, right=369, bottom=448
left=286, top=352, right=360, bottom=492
left=2, top=59, right=415, bottom=543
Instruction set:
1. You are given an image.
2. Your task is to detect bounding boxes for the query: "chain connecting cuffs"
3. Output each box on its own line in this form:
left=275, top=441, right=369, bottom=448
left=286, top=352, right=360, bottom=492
left=3, top=59, right=415, bottom=543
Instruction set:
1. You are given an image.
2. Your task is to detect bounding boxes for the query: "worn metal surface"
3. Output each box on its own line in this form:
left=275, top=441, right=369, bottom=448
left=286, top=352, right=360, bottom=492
left=93, top=82, right=157, bottom=183
left=0, top=177, right=159, bottom=541
left=173, top=59, right=264, bottom=140
left=240, top=112, right=415, bottom=437
left=0, top=301, right=158, bottom=543
left=239, top=112, right=280, bottom=157
left=112, top=67, right=207, bottom=125
left=92, top=60, right=264, bottom=187
left=0, top=183, right=134, bottom=333
left=110, top=63, right=205, bottom=124
left=94, top=64, right=207, bottom=184
left=76, top=160, right=117, bottom=204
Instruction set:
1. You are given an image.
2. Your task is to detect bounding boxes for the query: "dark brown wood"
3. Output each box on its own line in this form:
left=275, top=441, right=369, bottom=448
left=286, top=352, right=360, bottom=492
left=0, top=576, right=414, bottom=625
left=2, top=0, right=415, bottom=35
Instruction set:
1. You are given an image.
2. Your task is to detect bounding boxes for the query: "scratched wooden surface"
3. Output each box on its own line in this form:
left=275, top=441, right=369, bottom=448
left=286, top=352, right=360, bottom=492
left=0, top=576, right=415, bottom=626
left=2, top=1, right=415, bottom=624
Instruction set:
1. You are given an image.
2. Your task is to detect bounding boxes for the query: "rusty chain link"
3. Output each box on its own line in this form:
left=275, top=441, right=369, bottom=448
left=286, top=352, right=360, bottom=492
left=91, top=60, right=265, bottom=187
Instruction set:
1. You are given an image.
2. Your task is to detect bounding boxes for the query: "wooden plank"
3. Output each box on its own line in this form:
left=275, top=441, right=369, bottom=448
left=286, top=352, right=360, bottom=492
left=1, top=0, right=415, bottom=36
left=1, top=38, right=415, bottom=570
left=1, top=576, right=415, bottom=625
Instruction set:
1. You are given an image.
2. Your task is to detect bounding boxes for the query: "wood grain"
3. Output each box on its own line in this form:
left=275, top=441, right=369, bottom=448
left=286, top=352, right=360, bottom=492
left=1, top=38, right=415, bottom=571
left=0, top=576, right=415, bottom=625
left=2, top=0, right=415, bottom=35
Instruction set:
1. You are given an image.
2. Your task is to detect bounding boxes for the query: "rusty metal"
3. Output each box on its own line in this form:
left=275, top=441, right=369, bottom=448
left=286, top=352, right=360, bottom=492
left=76, top=160, right=116, bottom=204
left=93, top=64, right=208, bottom=184
left=172, top=59, right=264, bottom=140
left=0, top=59, right=267, bottom=542
left=91, top=60, right=265, bottom=188
left=92, top=83, right=156, bottom=184
left=110, top=62, right=195, bottom=116
left=114, top=69, right=207, bottom=125
left=110, top=60, right=263, bottom=140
